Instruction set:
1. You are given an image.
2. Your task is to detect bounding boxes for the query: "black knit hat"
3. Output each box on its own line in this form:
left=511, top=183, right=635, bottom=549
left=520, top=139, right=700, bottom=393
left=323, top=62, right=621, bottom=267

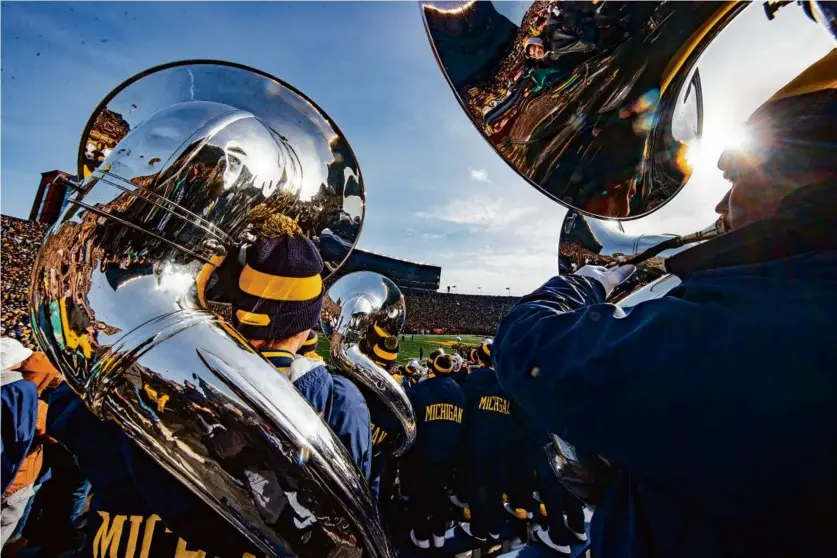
left=371, top=335, right=399, bottom=370
left=478, top=340, right=493, bottom=366
left=431, top=353, right=454, bottom=375
left=232, top=235, right=324, bottom=341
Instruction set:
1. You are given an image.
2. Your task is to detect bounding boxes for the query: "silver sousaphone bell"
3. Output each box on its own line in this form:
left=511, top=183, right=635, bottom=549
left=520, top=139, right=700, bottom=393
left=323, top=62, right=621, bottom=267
left=321, top=271, right=416, bottom=457
left=30, top=60, right=392, bottom=557
left=422, top=1, right=837, bottom=506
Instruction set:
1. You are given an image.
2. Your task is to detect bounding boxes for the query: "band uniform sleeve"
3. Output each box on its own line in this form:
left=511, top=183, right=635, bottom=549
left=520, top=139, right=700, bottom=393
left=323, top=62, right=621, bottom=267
left=329, top=376, right=373, bottom=480
left=1, top=380, right=39, bottom=494
left=494, top=273, right=747, bottom=484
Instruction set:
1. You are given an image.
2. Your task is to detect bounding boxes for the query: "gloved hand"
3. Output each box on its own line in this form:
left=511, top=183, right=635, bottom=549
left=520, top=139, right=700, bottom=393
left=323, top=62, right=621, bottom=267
left=574, top=264, right=636, bottom=297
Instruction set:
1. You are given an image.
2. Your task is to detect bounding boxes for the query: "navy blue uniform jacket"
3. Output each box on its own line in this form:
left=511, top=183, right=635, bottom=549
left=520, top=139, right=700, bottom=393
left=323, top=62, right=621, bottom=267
left=47, top=384, right=265, bottom=558
left=1, top=377, right=39, bottom=494
left=460, top=366, right=516, bottom=457
left=408, top=375, right=465, bottom=464
left=495, top=184, right=837, bottom=557
left=356, top=383, right=401, bottom=499
left=263, top=350, right=372, bottom=480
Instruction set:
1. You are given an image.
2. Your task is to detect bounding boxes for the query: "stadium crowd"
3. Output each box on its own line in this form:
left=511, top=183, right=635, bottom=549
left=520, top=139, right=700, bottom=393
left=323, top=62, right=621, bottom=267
left=1, top=216, right=47, bottom=349
left=402, top=289, right=516, bottom=336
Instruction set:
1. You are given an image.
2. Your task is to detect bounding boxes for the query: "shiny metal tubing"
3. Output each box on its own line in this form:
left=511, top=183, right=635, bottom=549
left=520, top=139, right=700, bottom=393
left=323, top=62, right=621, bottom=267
left=322, top=272, right=417, bottom=457
left=30, top=61, right=390, bottom=557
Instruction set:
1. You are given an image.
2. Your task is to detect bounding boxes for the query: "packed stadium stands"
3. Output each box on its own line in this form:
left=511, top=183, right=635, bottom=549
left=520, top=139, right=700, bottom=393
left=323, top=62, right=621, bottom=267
left=1, top=216, right=48, bottom=349
left=1, top=215, right=515, bottom=342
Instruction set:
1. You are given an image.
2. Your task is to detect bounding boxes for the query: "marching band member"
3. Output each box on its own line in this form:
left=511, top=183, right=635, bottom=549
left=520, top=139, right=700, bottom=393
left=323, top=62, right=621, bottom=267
left=508, top=408, right=586, bottom=555
left=48, top=379, right=267, bottom=557
left=44, top=228, right=370, bottom=558
left=403, top=353, right=465, bottom=549
left=232, top=230, right=372, bottom=479
left=359, top=333, right=404, bottom=502
left=404, top=359, right=423, bottom=388
left=495, top=51, right=837, bottom=558
left=458, top=340, right=516, bottom=543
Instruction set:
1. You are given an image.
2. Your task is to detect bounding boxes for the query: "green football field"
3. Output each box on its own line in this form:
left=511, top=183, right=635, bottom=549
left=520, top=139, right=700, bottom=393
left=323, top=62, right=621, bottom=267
left=315, top=333, right=485, bottom=365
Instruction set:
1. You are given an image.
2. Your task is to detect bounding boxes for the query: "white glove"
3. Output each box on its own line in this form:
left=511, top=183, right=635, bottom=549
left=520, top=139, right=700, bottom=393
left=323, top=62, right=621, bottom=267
left=574, top=264, right=636, bottom=297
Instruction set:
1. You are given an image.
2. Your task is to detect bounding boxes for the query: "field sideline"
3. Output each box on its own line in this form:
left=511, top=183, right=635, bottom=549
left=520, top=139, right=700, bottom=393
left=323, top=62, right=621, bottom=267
left=315, top=334, right=485, bottom=365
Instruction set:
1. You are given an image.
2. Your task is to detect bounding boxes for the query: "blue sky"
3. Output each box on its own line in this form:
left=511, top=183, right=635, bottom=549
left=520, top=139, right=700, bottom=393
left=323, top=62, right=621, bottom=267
left=2, top=2, right=833, bottom=294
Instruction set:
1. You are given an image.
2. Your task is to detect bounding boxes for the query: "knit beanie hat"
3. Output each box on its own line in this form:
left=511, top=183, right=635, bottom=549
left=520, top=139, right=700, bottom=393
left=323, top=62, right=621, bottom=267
left=431, top=353, right=454, bottom=375
left=478, top=339, right=493, bottom=366
left=232, top=214, right=324, bottom=341
left=370, top=335, right=399, bottom=370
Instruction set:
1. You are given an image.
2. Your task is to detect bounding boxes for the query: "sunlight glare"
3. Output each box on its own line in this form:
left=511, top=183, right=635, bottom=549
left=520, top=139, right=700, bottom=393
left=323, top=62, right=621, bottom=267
left=684, top=119, right=748, bottom=172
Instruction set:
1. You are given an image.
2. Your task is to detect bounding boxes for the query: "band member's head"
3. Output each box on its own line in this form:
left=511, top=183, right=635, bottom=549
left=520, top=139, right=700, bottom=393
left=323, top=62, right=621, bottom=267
left=371, top=335, right=400, bottom=371
left=450, top=353, right=464, bottom=373
left=717, top=50, right=837, bottom=230
left=525, top=37, right=546, bottom=60
left=232, top=231, right=324, bottom=354
left=429, top=348, right=445, bottom=365
left=405, top=359, right=423, bottom=377
left=477, top=339, right=493, bottom=367
left=430, top=353, right=454, bottom=376
left=469, top=347, right=479, bottom=363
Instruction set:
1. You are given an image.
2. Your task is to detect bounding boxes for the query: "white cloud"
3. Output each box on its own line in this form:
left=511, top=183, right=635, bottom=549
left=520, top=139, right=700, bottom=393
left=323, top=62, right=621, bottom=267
left=414, top=195, right=534, bottom=230
left=468, top=168, right=491, bottom=183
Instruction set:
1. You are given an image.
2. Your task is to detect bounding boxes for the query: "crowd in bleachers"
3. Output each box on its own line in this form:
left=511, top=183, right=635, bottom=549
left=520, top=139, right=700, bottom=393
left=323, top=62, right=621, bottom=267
left=2, top=216, right=518, bottom=340
left=401, top=289, right=516, bottom=336
left=1, top=216, right=48, bottom=349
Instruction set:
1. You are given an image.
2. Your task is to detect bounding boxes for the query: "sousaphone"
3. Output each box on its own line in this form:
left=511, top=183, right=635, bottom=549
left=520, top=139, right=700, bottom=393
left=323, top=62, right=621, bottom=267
left=422, top=0, right=837, bottom=505
left=30, top=61, right=391, bottom=556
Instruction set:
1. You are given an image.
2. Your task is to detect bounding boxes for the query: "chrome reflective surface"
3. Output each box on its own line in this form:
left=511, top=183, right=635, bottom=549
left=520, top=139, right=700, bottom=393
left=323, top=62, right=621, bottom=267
left=30, top=61, right=391, bottom=558
left=558, top=210, right=718, bottom=304
left=321, top=272, right=416, bottom=457
left=79, top=60, right=364, bottom=277
left=544, top=435, right=614, bottom=509
left=421, top=1, right=837, bottom=219
left=421, top=0, right=738, bottom=218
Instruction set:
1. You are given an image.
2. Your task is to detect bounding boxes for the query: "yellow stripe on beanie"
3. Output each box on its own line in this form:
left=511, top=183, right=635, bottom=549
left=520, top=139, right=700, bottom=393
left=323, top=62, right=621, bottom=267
left=239, top=264, right=322, bottom=302
left=235, top=310, right=271, bottom=326
left=373, top=344, right=398, bottom=361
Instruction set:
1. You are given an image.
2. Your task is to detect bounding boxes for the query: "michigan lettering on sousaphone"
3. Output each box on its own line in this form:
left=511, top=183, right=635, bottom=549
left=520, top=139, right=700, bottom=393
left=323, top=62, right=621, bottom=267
left=30, top=61, right=393, bottom=558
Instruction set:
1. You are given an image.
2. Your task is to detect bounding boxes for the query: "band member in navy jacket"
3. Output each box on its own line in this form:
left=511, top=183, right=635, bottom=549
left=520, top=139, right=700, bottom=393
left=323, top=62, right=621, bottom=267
left=458, top=340, right=516, bottom=543
left=403, top=352, right=465, bottom=550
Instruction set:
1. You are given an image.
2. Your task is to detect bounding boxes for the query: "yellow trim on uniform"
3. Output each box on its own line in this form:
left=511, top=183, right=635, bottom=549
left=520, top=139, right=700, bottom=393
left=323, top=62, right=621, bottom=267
left=373, top=324, right=391, bottom=338
left=235, top=309, right=271, bottom=326
left=262, top=350, right=295, bottom=359
left=373, top=344, right=397, bottom=361
left=239, top=264, right=322, bottom=301
left=303, top=351, right=323, bottom=361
